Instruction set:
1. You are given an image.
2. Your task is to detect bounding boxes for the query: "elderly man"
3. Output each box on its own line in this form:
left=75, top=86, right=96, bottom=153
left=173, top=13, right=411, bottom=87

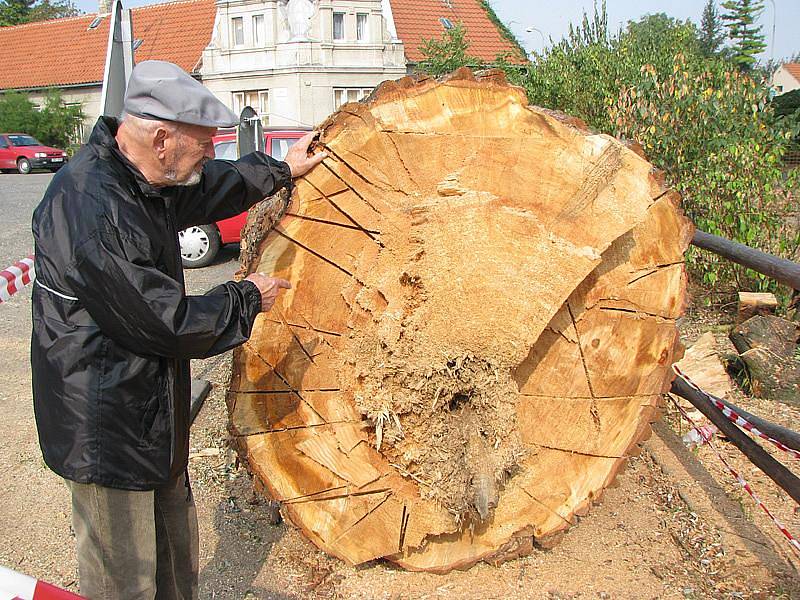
left=31, top=61, right=325, bottom=599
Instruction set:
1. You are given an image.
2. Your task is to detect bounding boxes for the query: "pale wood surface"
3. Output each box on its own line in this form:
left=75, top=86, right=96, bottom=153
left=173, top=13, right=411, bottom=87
left=227, top=69, right=692, bottom=572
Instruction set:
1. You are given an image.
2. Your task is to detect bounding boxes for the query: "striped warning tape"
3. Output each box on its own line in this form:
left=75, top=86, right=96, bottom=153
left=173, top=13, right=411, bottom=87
left=0, top=255, right=35, bottom=303
left=0, top=563, right=85, bottom=599
left=675, top=365, right=800, bottom=461
left=669, top=365, right=800, bottom=556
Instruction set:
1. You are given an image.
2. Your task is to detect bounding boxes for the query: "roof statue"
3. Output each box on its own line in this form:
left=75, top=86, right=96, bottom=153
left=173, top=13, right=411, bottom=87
left=281, top=0, right=319, bottom=41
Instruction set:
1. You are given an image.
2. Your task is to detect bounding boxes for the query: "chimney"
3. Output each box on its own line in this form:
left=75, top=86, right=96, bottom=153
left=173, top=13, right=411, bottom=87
left=98, top=0, right=111, bottom=14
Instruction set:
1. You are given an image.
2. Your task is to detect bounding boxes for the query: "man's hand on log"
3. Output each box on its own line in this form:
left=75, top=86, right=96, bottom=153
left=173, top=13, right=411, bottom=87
left=283, top=131, right=327, bottom=178
left=245, top=273, right=292, bottom=312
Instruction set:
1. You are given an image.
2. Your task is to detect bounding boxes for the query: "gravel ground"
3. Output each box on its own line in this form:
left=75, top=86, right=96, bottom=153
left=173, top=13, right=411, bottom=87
left=1, top=173, right=798, bottom=598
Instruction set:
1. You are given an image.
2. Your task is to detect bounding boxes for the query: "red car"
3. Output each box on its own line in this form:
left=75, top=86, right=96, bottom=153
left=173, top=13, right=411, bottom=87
left=0, top=133, right=68, bottom=174
left=179, top=128, right=309, bottom=268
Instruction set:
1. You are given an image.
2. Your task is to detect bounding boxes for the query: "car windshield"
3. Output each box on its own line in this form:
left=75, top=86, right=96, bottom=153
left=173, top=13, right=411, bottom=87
left=8, top=135, right=41, bottom=146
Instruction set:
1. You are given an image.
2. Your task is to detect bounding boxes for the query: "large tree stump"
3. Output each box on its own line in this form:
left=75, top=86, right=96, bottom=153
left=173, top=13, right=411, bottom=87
left=227, top=69, right=693, bottom=573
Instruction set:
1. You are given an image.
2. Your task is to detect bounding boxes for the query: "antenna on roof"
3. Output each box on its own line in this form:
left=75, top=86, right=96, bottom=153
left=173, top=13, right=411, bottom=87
left=99, top=0, right=135, bottom=118
left=439, top=17, right=453, bottom=30
left=87, top=15, right=103, bottom=29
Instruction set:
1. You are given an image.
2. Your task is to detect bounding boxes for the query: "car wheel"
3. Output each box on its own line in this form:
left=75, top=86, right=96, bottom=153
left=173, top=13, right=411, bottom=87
left=17, top=158, right=32, bottom=174
left=179, top=224, right=221, bottom=268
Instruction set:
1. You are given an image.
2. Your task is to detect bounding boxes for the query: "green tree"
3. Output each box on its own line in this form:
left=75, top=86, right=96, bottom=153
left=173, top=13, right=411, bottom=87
left=0, top=89, right=84, bottom=148
left=417, top=23, right=483, bottom=77
left=0, top=0, right=79, bottom=26
left=504, top=6, right=702, bottom=133
left=0, top=0, right=35, bottom=26
left=700, top=0, right=725, bottom=56
left=721, top=0, right=767, bottom=71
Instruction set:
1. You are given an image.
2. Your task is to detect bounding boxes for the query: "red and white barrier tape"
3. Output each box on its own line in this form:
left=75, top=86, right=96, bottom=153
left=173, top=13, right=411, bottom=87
left=0, top=255, right=35, bottom=304
left=669, top=365, right=800, bottom=556
left=0, top=564, right=84, bottom=599
left=675, top=365, right=800, bottom=461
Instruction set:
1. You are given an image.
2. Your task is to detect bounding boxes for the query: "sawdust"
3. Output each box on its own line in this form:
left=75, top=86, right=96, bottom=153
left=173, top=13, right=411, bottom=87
left=333, top=186, right=587, bottom=523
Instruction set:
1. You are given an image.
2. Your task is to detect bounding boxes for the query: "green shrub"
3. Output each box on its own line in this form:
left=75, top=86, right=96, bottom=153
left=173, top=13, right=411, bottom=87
left=610, top=55, right=799, bottom=294
left=0, top=89, right=84, bottom=149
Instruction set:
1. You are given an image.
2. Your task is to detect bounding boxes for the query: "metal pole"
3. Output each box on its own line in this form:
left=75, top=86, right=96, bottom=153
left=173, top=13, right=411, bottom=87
left=671, top=375, right=800, bottom=506
left=99, top=0, right=134, bottom=118
left=691, top=230, right=800, bottom=291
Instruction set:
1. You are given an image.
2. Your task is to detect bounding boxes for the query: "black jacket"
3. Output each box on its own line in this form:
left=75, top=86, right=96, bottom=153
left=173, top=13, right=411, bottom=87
left=31, top=117, right=291, bottom=490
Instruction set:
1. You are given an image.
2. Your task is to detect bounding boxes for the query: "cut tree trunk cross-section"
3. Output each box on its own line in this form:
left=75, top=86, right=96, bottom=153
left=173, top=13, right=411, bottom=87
left=227, top=69, right=693, bottom=573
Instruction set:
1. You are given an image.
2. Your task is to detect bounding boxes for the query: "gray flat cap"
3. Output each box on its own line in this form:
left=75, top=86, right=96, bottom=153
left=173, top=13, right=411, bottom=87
left=123, top=60, right=239, bottom=128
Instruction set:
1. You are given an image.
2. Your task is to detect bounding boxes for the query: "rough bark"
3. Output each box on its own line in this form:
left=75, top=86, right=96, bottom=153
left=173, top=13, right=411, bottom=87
left=226, top=69, right=693, bottom=572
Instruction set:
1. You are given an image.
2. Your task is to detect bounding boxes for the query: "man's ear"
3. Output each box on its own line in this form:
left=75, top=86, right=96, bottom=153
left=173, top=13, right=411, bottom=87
left=153, top=127, right=170, bottom=160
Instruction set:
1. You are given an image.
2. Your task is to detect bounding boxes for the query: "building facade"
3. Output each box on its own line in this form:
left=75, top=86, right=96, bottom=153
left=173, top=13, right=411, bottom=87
left=200, top=0, right=406, bottom=128
left=771, top=63, right=800, bottom=95
left=0, top=0, right=521, bottom=141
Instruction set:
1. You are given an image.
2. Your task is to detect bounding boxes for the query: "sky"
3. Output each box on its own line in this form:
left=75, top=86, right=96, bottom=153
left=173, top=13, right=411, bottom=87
left=71, top=0, right=799, bottom=64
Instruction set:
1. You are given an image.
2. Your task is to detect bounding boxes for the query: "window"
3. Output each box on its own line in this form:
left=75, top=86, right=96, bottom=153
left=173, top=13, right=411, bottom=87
left=232, top=90, right=270, bottom=126
left=333, top=12, right=344, bottom=40
left=0, top=137, right=7, bottom=149
left=270, top=137, right=298, bottom=161
left=356, top=13, right=367, bottom=41
left=333, top=88, right=372, bottom=110
left=231, top=17, right=244, bottom=47
left=253, top=14, right=264, bottom=46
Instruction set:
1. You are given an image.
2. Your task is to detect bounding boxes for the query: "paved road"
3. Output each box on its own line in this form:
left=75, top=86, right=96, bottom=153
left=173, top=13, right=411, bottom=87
left=0, top=172, right=243, bottom=587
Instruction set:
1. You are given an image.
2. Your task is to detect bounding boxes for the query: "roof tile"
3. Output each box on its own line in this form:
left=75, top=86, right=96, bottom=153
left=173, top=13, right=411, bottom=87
left=0, top=0, right=216, bottom=90
left=389, top=0, right=522, bottom=62
left=784, top=63, right=800, bottom=83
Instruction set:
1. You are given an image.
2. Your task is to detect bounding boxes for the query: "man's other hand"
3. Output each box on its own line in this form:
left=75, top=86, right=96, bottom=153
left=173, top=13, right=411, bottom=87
left=244, top=273, right=292, bottom=312
left=283, top=131, right=328, bottom=178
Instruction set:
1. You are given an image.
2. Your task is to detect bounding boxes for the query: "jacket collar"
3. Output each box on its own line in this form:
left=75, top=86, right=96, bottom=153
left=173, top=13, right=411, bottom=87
left=89, top=117, right=164, bottom=198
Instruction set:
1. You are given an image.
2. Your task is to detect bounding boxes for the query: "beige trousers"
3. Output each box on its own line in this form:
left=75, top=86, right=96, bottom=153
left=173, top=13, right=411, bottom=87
left=67, top=472, right=198, bottom=600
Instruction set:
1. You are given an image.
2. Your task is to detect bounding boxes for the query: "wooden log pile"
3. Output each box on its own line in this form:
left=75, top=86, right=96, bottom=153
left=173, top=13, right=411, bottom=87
left=226, top=69, right=693, bottom=572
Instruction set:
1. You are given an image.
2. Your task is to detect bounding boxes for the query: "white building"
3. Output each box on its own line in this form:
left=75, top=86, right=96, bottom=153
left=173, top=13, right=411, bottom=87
left=200, top=0, right=406, bottom=128
left=0, top=0, right=523, bottom=139
left=771, top=63, right=800, bottom=95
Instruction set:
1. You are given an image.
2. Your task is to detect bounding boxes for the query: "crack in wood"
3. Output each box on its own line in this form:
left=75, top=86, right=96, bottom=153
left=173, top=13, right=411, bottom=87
left=627, top=261, right=684, bottom=286
left=325, top=147, right=405, bottom=199
left=263, top=317, right=342, bottom=337
left=273, top=228, right=354, bottom=276
left=286, top=212, right=381, bottom=235
left=331, top=492, right=393, bottom=544
left=536, top=443, right=623, bottom=460
left=242, top=342, right=328, bottom=423
left=398, top=503, right=411, bottom=551
left=306, top=177, right=383, bottom=244
left=321, top=161, right=383, bottom=215
left=566, top=303, right=597, bottom=399
left=282, top=486, right=393, bottom=505
left=597, top=305, right=676, bottom=321
left=274, top=307, right=317, bottom=365
left=384, top=132, right=418, bottom=191
left=234, top=420, right=361, bottom=437
left=229, top=389, right=342, bottom=395
left=519, top=393, right=659, bottom=400
left=519, top=486, right=574, bottom=527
